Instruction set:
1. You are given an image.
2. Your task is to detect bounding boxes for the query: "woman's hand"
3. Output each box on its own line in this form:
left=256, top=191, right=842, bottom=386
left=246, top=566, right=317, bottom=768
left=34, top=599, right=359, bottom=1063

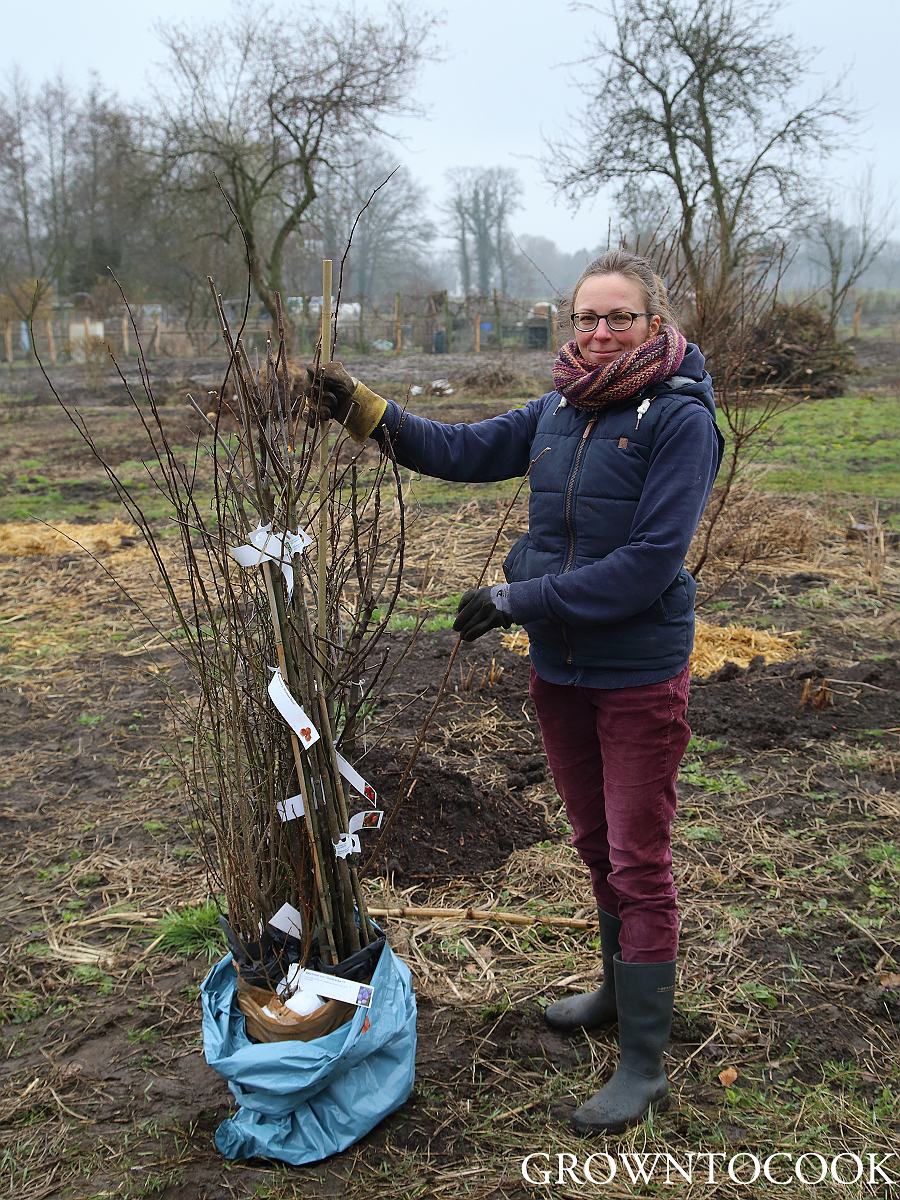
left=303, top=361, right=388, bottom=442
left=453, top=585, right=514, bottom=642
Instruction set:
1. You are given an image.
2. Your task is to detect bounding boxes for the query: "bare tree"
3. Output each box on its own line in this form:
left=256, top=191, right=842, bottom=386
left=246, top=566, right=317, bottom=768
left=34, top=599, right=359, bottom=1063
left=552, top=0, right=851, bottom=331
left=444, top=167, right=522, bottom=296
left=151, top=4, right=435, bottom=330
left=311, top=140, right=436, bottom=305
left=806, top=169, right=894, bottom=335
left=0, top=70, right=74, bottom=314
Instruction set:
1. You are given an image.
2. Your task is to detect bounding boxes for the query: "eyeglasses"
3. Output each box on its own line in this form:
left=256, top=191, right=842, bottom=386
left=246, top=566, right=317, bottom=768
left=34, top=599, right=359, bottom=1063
left=571, top=310, right=653, bottom=333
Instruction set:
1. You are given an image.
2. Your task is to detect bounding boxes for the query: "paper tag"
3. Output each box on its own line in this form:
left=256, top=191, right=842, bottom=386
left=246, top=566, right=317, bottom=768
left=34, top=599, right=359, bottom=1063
left=335, top=752, right=377, bottom=804
left=268, top=669, right=320, bottom=748
left=294, top=967, right=374, bottom=1009
left=267, top=902, right=304, bottom=940
left=276, top=792, right=305, bottom=822
left=348, top=809, right=384, bottom=835
left=334, top=832, right=361, bottom=859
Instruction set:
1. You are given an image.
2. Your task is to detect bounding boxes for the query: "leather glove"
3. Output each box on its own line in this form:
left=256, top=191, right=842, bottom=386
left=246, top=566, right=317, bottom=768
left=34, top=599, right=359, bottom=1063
left=453, top=585, right=514, bottom=642
left=304, top=361, right=387, bottom=442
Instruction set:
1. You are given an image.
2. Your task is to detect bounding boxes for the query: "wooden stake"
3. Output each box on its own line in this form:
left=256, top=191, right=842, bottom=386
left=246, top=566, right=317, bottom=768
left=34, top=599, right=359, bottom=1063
left=318, top=260, right=332, bottom=651
left=45, top=319, right=56, bottom=365
left=393, top=292, right=402, bottom=354
left=121, top=314, right=130, bottom=356
left=4, top=320, right=14, bottom=363
left=260, top=561, right=338, bottom=964
left=366, top=905, right=594, bottom=930
left=474, top=313, right=481, bottom=354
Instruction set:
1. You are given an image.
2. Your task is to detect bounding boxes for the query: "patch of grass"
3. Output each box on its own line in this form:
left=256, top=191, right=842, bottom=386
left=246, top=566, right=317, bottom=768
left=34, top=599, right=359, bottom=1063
left=751, top=393, right=899, bottom=502
left=126, top=1027, right=159, bottom=1046
left=682, top=824, right=723, bottom=843
left=686, top=734, right=726, bottom=755
left=35, top=862, right=69, bottom=882
left=71, top=965, right=115, bottom=996
left=865, top=841, right=900, bottom=869
left=737, top=980, right=779, bottom=1009
left=152, top=899, right=224, bottom=961
left=1, top=990, right=42, bottom=1024
left=680, top=763, right=747, bottom=793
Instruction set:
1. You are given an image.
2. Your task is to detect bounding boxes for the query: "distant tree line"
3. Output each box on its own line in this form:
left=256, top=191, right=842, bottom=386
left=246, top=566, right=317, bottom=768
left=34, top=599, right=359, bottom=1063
left=0, top=0, right=893, bottom=338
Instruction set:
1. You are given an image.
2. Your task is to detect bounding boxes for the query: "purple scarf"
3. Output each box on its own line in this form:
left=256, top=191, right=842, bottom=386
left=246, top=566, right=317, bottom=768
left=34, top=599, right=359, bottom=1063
left=552, top=325, right=687, bottom=412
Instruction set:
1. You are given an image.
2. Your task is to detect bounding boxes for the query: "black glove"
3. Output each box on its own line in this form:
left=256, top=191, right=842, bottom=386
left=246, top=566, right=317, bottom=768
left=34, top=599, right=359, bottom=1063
left=453, top=585, right=514, bottom=642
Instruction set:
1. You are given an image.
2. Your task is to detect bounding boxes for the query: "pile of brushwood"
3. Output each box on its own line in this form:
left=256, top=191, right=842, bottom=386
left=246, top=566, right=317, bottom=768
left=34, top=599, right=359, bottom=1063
left=43, top=278, right=420, bottom=1164
left=740, top=301, right=854, bottom=397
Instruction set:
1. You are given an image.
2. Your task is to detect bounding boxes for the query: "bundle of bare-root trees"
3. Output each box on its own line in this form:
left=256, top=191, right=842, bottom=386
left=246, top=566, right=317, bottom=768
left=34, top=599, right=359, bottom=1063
left=44, top=272, right=413, bottom=1004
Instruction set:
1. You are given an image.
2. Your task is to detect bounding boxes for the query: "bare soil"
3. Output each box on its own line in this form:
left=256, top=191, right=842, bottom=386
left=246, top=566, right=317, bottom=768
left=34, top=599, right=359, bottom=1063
left=1, top=344, right=898, bottom=1199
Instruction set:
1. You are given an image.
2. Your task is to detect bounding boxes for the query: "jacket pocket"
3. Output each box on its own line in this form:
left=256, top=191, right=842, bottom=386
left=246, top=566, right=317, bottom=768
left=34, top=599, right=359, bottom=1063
left=659, top=569, right=696, bottom=621
left=503, top=532, right=530, bottom=583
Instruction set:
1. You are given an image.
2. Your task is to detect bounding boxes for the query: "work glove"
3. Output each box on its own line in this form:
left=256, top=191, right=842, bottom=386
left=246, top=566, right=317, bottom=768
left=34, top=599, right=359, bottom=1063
left=304, top=361, right=387, bottom=442
left=453, top=585, right=514, bottom=642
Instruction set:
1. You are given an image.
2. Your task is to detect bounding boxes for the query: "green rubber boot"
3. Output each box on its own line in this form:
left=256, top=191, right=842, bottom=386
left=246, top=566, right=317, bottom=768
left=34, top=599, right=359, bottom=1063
left=571, top=955, right=676, bottom=1134
left=544, top=909, right=621, bottom=1032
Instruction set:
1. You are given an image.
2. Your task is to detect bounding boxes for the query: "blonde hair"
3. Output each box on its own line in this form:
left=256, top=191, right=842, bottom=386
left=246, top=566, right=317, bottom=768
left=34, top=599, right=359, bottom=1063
left=571, top=249, right=679, bottom=331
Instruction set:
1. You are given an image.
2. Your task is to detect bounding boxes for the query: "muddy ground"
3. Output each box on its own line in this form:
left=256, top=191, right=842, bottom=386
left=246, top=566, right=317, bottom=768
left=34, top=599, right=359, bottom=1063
left=1, top=344, right=899, bottom=1199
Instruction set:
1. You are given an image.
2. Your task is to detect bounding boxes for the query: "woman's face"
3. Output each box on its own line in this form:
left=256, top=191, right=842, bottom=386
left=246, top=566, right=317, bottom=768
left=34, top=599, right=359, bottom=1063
left=572, top=272, right=661, bottom=367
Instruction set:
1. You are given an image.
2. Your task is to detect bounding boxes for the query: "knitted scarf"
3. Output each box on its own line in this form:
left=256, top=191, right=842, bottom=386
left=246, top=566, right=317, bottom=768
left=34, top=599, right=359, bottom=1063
left=552, top=324, right=687, bottom=412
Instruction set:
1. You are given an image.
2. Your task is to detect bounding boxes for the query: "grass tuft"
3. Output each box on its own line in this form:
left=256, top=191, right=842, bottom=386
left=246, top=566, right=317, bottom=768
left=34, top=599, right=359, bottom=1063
left=152, top=899, right=225, bottom=962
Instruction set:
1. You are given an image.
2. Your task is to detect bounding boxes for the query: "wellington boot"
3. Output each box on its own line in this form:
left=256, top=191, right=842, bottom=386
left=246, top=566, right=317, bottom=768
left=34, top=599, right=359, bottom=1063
left=571, top=955, right=676, bottom=1134
left=544, top=910, right=621, bottom=1033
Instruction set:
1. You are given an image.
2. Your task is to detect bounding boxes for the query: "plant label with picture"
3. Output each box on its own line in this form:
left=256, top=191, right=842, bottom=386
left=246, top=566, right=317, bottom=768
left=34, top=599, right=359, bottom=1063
left=267, top=669, right=320, bottom=749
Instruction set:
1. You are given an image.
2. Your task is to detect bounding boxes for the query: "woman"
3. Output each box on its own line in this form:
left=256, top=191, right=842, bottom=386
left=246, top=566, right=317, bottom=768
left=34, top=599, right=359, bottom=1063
left=310, top=249, right=723, bottom=1133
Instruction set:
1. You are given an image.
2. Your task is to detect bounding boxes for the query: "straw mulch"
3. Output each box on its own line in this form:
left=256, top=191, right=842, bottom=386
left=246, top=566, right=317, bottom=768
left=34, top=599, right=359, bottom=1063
left=0, top=519, right=138, bottom=557
left=501, top=620, right=798, bottom=679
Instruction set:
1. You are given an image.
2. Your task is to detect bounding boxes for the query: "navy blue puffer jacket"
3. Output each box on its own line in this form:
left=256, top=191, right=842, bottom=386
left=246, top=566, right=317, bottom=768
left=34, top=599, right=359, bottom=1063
left=378, top=343, right=724, bottom=687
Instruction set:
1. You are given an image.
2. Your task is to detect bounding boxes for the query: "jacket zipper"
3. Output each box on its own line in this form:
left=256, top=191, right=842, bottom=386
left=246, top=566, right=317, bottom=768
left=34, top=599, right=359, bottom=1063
left=561, top=418, right=596, bottom=663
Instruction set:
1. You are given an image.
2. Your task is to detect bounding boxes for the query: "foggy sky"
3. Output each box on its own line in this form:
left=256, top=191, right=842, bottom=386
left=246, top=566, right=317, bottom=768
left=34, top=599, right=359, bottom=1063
left=4, top=0, right=897, bottom=255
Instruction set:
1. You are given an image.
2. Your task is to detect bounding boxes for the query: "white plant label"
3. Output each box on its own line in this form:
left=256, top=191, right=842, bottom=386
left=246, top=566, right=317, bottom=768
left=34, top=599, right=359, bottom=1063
left=267, top=669, right=320, bottom=748
left=227, top=521, right=313, bottom=598
left=267, top=902, right=304, bottom=940
left=293, top=967, right=375, bottom=1009
left=348, top=809, right=384, bottom=835
left=333, top=832, right=360, bottom=859
left=276, top=792, right=305, bottom=822
left=335, top=752, right=377, bottom=804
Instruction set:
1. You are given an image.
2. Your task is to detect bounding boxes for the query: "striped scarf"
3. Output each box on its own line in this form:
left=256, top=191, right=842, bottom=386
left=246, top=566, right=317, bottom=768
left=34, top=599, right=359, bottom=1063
left=552, top=325, right=687, bottom=412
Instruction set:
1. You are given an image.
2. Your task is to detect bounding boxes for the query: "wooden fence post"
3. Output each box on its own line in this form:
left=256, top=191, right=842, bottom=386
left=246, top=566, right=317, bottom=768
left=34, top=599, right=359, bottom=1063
left=4, top=320, right=13, bottom=363
left=121, top=314, right=130, bottom=356
left=474, top=313, right=481, bottom=353
left=394, top=292, right=402, bottom=354
left=443, top=294, right=452, bottom=352
left=45, top=319, right=57, bottom=365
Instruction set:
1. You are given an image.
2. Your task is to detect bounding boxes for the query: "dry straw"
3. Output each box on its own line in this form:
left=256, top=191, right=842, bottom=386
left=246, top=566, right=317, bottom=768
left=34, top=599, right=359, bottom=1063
left=502, top=621, right=798, bottom=678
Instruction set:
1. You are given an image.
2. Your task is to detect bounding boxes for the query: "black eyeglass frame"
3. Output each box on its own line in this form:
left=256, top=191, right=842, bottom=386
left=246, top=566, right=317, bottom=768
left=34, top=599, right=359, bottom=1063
left=570, top=310, right=654, bottom=332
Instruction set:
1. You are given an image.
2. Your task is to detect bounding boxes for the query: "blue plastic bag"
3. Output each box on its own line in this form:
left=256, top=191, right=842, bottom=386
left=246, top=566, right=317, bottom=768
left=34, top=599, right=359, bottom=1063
left=201, top=939, right=417, bottom=1164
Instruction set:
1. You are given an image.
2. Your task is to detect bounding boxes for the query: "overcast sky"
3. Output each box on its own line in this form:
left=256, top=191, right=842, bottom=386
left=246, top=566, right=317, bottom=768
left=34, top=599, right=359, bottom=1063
left=5, top=0, right=897, bottom=255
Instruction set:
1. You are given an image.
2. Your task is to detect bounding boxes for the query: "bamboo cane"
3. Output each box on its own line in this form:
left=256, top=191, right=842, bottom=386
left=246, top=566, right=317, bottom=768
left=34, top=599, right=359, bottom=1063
left=260, top=561, right=338, bottom=965
left=318, top=260, right=332, bottom=652
left=365, top=906, right=594, bottom=930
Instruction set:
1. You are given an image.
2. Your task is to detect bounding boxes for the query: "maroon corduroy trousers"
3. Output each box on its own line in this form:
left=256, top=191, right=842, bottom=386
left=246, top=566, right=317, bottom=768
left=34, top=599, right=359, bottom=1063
left=529, top=664, right=691, bottom=962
